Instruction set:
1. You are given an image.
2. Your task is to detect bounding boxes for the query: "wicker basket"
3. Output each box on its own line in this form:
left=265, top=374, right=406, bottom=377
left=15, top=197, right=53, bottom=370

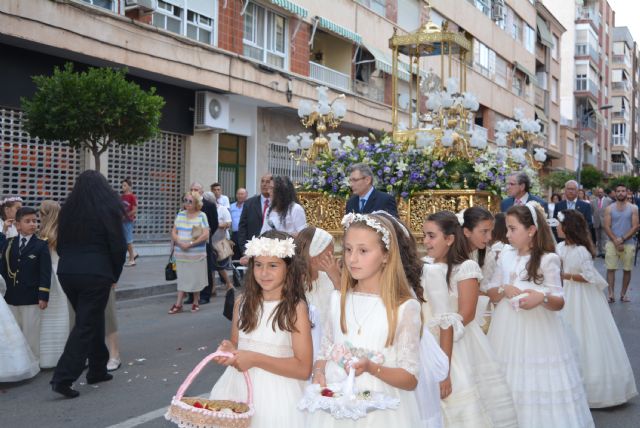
left=165, top=351, right=254, bottom=428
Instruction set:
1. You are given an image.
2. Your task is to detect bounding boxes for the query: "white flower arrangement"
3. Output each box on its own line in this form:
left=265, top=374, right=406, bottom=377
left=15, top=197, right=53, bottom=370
left=341, top=213, right=391, bottom=250
left=244, top=236, right=296, bottom=258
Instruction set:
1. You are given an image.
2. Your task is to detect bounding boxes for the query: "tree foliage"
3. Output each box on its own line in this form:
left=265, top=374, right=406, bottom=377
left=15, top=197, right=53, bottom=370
left=579, top=165, right=604, bottom=190
left=542, top=170, right=575, bottom=192
left=21, top=63, right=165, bottom=170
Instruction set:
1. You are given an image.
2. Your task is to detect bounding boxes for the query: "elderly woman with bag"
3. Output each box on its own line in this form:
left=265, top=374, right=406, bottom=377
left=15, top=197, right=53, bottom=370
left=168, top=191, right=210, bottom=314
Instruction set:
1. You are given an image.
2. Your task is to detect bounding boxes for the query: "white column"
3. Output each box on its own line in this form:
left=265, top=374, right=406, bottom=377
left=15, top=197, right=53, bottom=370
left=186, top=131, right=218, bottom=190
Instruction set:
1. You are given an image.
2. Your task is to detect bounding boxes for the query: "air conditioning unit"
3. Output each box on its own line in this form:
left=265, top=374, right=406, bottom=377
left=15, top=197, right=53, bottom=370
left=491, top=0, right=505, bottom=22
left=195, top=92, right=230, bottom=132
left=125, top=0, right=157, bottom=13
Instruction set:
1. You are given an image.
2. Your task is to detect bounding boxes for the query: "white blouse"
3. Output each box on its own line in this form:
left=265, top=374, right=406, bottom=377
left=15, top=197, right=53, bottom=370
left=260, top=203, right=307, bottom=236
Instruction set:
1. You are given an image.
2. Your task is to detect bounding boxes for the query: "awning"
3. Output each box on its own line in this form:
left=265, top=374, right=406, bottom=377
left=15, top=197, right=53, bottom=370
left=535, top=107, right=549, bottom=124
left=268, top=0, right=308, bottom=18
left=317, top=17, right=362, bottom=45
left=536, top=17, right=554, bottom=48
left=362, top=42, right=412, bottom=82
left=514, top=62, right=537, bottom=84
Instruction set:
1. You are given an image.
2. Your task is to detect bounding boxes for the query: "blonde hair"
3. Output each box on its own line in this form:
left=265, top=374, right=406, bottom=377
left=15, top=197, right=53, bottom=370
left=339, top=214, right=417, bottom=346
left=39, top=200, right=61, bottom=250
left=183, top=191, right=203, bottom=210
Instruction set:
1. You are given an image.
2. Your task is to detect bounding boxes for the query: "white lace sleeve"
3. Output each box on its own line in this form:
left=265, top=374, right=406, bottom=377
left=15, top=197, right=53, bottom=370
left=394, top=299, right=422, bottom=376
left=423, top=264, right=465, bottom=341
left=454, top=259, right=483, bottom=283
left=576, top=246, right=608, bottom=290
left=317, top=291, right=339, bottom=362
left=480, top=249, right=498, bottom=292
left=539, top=253, right=563, bottom=297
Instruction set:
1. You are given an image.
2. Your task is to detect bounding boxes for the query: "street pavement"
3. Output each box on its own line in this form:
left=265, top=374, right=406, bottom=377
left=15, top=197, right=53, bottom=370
left=0, top=256, right=638, bottom=427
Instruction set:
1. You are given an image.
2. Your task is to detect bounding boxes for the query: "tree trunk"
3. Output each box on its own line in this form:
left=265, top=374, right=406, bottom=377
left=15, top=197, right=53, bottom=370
left=93, top=149, right=101, bottom=171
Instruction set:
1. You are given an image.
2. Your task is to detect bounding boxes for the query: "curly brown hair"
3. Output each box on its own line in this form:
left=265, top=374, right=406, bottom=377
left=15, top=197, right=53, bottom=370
left=238, top=230, right=307, bottom=334
left=558, top=209, right=596, bottom=257
left=506, top=205, right=556, bottom=284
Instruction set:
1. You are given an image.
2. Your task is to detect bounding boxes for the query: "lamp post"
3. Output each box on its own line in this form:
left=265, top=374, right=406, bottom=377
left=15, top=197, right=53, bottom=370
left=576, top=104, right=612, bottom=187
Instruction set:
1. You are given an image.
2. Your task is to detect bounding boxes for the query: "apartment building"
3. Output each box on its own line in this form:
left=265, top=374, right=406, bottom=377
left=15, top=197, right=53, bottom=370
left=0, top=0, right=561, bottom=241
left=610, top=27, right=638, bottom=175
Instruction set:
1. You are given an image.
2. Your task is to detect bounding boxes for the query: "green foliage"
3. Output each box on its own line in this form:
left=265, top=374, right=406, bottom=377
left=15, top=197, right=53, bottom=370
left=579, top=165, right=603, bottom=190
left=609, top=175, right=640, bottom=192
left=542, top=170, right=575, bottom=192
left=21, top=63, right=165, bottom=170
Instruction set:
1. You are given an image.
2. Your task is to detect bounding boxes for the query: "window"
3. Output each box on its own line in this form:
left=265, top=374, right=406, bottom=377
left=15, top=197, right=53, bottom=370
left=524, top=25, right=535, bottom=53
left=550, top=120, right=558, bottom=147
left=612, top=123, right=627, bottom=145
left=513, top=74, right=523, bottom=96
left=576, top=74, right=587, bottom=91
left=268, top=143, right=310, bottom=184
left=357, top=0, right=387, bottom=17
left=153, top=0, right=183, bottom=35
left=243, top=2, right=287, bottom=69
left=548, top=34, right=557, bottom=60
left=551, top=77, right=558, bottom=103
left=474, top=40, right=495, bottom=78
left=567, top=138, right=574, bottom=155
left=511, top=13, right=522, bottom=42
left=474, top=0, right=491, bottom=17
left=81, top=0, right=114, bottom=11
left=495, top=56, right=508, bottom=88
left=187, top=10, right=214, bottom=44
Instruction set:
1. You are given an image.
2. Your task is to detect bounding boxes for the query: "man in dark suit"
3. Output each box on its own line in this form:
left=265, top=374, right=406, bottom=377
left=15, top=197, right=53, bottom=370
left=238, top=173, right=273, bottom=261
left=554, top=179, right=594, bottom=231
left=345, top=163, right=398, bottom=217
left=186, top=182, right=218, bottom=304
left=500, top=172, right=548, bottom=213
left=0, top=207, right=51, bottom=359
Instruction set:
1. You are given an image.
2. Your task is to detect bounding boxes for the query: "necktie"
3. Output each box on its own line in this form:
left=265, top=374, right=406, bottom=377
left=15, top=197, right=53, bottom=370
left=598, top=198, right=603, bottom=209
left=359, top=198, right=367, bottom=212
left=19, top=237, right=26, bottom=254
left=262, top=198, right=269, bottom=225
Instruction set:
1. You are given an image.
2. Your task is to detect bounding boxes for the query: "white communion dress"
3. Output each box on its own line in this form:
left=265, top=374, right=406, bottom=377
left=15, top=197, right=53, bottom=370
left=0, top=274, right=40, bottom=382
left=39, top=250, right=71, bottom=368
left=209, top=300, right=306, bottom=428
left=424, top=261, right=518, bottom=428
left=305, top=290, right=423, bottom=427
left=557, top=242, right=638, bottom=408
left=487, top=248, right=594, bottom=428
left=306, top=271, right=336, bottom=362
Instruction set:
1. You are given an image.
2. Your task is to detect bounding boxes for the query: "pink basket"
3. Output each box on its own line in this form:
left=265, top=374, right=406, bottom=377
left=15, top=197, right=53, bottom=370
left=165, top=351, right=254, bottom=428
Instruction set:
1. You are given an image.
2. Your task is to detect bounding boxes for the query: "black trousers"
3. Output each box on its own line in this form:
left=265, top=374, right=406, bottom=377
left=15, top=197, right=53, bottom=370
left=231, top=231, right=242, bottom=261
left=51, top=274, right=111, bottom=386
left=199, top=243, right=215, bottom=300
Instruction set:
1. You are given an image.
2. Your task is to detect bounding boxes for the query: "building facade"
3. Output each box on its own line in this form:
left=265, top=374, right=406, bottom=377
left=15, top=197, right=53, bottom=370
left=0, top=0, right=566, bottom=242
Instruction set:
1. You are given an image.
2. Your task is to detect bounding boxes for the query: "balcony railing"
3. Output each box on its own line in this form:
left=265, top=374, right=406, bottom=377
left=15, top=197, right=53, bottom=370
left=309, top=62, right=352, bottom=92
left=612, top=81, right=631, bottom=92
left=472, top=124, right=488, bottom=141
left=612, top=110, right=630, bottom=120
left=534, top=85, right=549, bottom=110
left=575, top=43, right=599, bottom=64
left=612, top=54, right=632, bottom=68
left=576, top=7, right=601, bottom=29
left=575, top=78, right=599, bottom=97
left=611, top=162, right=629, bottom=174
left=612, top=135, right=629, bottom=146
left=353, top=80, right=385, bottom=103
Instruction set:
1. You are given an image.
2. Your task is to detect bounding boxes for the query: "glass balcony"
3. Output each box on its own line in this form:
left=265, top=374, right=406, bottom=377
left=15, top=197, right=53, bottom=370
left=611, top=162, right=629, bottom=174
left=575, top=78, right=599, bottom=97
left=352, top=80, right=385, bottom=103
left=576, top=7, right=601, bottom=29
left=309, top=61, right=352, bottom=92
left=575, top=43, right=599, bottom=64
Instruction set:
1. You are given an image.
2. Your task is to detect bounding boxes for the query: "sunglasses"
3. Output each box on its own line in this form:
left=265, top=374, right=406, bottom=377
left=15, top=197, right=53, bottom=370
left=183, top=199, right=194, bottom=204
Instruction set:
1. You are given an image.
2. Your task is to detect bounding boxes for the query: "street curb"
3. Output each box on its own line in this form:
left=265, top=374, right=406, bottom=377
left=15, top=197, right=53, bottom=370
left=115, top=282, right=177, bottom=300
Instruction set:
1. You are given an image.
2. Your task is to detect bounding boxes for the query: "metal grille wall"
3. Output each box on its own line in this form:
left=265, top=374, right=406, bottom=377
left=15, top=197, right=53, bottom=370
left=268, top=143, right=310, bottom=185
left=107, top=132, right=185, bottom=242
left=0, top=106, right=81, bottom=209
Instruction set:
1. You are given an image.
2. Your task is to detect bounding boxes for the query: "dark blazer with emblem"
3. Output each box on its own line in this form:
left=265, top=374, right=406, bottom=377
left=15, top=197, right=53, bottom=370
left=238, top=195, right=266, bottom=255
left=0, top=234, right=52, bottom=305
left=553, top=199, right=593, bottom=226
left=345, top=188, right=398, bottom=217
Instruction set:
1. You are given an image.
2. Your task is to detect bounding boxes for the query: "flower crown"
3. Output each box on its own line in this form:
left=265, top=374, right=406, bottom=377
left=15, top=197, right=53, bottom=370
left=0, top=196, right=23, bottom=206
left=341, top=213, right=391, bottom=250
left=557, top=211, right=565, bottom=223
left=244, top=236, right=296, bottom=258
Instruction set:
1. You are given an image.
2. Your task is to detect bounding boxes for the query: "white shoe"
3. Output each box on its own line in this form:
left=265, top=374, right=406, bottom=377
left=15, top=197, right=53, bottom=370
left=107, top=358, right=121, bottom=372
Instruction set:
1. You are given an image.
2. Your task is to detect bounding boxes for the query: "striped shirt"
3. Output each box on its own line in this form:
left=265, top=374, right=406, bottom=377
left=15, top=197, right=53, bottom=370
left=174, top=210, right=209, bottom=262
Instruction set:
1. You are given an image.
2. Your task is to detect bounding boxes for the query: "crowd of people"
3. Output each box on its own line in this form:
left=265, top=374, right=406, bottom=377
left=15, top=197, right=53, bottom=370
left=1, top=166, right=639, bottom=428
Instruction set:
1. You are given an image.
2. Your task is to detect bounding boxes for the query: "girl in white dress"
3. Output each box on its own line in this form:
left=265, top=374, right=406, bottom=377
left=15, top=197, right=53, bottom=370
left=374, top=210, right=448, bottom=428
left=486, top=203, right=593, bottom=428
left=556, top=209, right=637, bottom=407
left=0, top=195, right=22, bottom=238
left=0, top=273, right=40, bottom=382
left=423, top=211, right=517, bottom=428
left=38, top=200, right=71, bottom=369
left=294, top=227, right=340, bottom=361
left=308, top=213, right=422, bottom=427
left=210, top=230, right=312, bottom=428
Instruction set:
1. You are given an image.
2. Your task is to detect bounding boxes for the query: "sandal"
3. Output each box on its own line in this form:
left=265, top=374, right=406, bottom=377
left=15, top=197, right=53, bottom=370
left=168, top=304, right=182, bottom=314
left=621, top=295, right=631, bottom=303
left=608, top=296, right=615, bottom=303
left=191, top=303, right=200, bottom=312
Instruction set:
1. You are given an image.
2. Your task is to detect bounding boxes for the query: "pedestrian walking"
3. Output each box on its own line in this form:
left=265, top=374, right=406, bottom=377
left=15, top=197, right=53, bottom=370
left=229, top=188, right=247, bottom=261
left=121, top=178, right=139, bottom=267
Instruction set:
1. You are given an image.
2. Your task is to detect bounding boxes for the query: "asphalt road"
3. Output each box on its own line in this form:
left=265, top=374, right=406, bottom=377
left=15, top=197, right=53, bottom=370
left=0, top=258, right=638, bottom=427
